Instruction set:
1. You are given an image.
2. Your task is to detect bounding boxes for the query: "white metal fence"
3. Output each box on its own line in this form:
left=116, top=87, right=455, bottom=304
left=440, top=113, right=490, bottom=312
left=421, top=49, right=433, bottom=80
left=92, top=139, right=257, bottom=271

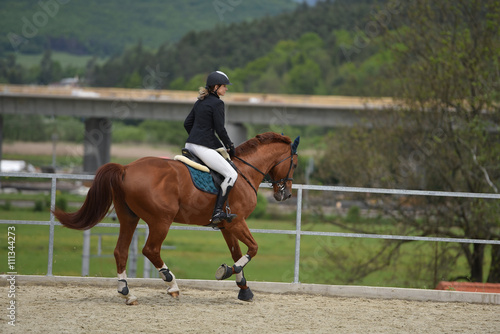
left=1, top=172, right=500, bottom=284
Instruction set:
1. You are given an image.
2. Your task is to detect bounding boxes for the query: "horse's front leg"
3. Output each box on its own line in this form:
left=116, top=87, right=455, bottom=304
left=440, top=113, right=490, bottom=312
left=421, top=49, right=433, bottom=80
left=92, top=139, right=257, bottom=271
left=217, top=222, right=256, bottom=301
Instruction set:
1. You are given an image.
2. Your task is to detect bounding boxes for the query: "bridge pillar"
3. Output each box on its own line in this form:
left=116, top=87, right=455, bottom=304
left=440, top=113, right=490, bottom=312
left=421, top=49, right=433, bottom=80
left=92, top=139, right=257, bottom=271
left=0, top=115, right=3, bottom=163
left=226, top=123, right=247, bottom=146
left=83, top=118, right=111, bottom=174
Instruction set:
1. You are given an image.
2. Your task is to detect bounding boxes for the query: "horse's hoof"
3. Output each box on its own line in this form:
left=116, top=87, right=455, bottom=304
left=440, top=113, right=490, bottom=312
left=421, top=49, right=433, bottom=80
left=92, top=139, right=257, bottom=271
left=215, top=263, right=233, bottom=280
left=168, top=290, right=180, bottom=299
left=126, top=296, right=138, bottom=305
left=238, top=287, right=254, bottom=302
left=119, top=292, right=138, bottom=305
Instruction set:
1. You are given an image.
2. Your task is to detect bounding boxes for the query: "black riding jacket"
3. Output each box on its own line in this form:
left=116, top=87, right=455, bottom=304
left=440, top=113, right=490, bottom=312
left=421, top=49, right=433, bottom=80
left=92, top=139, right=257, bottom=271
left=184, top=93, right=233, bottom=149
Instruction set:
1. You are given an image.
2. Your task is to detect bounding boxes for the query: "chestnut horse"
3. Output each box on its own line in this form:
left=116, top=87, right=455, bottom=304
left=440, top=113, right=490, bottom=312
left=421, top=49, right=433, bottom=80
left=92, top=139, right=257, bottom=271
left=53, top=132, right=299, bottom=304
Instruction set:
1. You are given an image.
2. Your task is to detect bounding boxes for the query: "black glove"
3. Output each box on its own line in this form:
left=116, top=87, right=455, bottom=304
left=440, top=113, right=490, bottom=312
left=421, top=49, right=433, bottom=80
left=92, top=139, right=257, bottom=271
left=228, top=143, right=235, bottom=158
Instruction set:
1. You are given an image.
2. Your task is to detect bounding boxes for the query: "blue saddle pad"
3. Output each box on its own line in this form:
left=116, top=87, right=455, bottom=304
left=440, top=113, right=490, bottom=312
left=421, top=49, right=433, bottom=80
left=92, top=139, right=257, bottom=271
left=186, top=165, right=218, bottom=194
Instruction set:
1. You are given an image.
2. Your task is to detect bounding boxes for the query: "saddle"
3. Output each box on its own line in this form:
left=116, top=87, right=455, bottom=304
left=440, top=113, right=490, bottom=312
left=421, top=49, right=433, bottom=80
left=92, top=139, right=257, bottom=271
left=173, top=148, right=235, bottom=194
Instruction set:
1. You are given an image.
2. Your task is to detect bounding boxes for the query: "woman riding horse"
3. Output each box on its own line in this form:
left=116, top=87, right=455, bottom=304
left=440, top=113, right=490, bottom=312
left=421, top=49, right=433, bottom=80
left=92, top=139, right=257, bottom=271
left=53, top=112, right=300, bottom=304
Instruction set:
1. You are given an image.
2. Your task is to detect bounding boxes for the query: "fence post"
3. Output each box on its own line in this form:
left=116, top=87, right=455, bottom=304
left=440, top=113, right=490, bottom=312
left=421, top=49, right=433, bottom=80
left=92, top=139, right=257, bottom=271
left=293, top=187, right=303, bottom=284
left=143, top=227, right=151, bottom=278
left=47, top=175, right=57, bottom=276
left=129, top=231, right=138, bottom=278
left=82, top=230, right=91, bottom=276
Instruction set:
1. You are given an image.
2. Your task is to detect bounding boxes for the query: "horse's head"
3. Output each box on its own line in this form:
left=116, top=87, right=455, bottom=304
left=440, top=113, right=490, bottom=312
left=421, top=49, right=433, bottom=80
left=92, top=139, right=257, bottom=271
left=268, top=136, right=300, bottom=201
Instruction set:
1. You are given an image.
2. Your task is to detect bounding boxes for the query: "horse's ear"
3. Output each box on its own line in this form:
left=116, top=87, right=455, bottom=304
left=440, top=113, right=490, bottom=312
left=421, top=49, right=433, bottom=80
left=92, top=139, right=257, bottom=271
left=291, top=136, right=300, bottom=154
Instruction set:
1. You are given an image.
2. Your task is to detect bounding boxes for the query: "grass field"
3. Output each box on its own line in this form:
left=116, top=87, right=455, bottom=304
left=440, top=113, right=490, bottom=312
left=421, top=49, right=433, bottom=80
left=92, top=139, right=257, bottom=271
left=0, top=206, right=482, bottom=289
left=0, top=148, right=486, bottom=288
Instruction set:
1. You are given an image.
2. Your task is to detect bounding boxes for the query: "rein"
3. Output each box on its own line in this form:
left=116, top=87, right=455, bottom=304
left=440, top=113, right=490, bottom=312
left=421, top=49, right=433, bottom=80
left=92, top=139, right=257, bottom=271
left=233, top=147, right=296, bottom=196
left=231, top=158, right=258, bottom=196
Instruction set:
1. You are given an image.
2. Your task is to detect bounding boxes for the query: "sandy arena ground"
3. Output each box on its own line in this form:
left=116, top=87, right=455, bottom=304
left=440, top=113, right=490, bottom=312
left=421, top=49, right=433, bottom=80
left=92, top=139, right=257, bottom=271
left=1, top=280, right=499, bottom=334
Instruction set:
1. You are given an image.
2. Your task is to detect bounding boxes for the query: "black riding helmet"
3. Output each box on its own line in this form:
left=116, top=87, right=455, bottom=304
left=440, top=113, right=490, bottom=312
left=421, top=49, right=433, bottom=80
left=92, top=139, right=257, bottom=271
left=206, top=71, right=232, bottom=88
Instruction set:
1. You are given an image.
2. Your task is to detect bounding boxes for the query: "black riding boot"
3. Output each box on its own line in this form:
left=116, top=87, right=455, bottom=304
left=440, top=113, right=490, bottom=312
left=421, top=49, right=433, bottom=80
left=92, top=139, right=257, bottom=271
left=211, top=186, right=237, bottom=223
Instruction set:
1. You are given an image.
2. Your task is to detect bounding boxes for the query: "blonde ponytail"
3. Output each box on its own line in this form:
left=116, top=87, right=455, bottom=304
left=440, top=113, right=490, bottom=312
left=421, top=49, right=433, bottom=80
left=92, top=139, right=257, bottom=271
left=198, top=87, right=209, bottom=100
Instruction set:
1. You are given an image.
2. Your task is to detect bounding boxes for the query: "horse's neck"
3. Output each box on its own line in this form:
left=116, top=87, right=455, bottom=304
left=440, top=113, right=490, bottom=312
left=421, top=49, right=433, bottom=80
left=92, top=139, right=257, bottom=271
left=236, top=143, right=284, bottom=185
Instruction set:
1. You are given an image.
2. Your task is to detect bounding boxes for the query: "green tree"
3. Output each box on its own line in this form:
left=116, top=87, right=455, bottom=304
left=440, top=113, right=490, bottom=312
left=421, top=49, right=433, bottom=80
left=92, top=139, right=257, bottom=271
left=0, top=54, right=25, bottom=83
left=319, top=0, right=500, bottom=284
left=38, top=49, right=54, bottom=85
left=387, top=0, right=500, bottom=283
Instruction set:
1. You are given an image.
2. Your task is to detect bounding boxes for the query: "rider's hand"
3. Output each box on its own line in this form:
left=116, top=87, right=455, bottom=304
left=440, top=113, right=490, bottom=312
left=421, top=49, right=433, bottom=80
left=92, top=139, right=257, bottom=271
left=228, top=143, right=235, bottom=158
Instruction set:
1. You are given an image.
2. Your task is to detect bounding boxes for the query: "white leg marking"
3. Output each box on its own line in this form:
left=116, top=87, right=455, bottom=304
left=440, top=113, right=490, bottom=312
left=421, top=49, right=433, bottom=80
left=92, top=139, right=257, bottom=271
left=117, top=271, right=138, bottom=305
left=118, top=271, right=127, bottom=280
left=235, top=255, right=250, bottom=268
left=157, top=264, right=180, bottom=294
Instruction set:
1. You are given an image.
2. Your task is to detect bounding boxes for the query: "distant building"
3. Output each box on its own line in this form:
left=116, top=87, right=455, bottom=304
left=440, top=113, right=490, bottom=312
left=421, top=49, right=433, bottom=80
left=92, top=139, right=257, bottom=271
left=51, top=76, right=81, bottom=87
left=0, top=160, right=36, bottom=173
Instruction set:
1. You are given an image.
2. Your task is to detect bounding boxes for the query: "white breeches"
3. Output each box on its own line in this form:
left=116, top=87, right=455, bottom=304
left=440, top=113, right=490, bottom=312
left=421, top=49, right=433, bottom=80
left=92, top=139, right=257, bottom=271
left=185, top=143, right=238, bottom=195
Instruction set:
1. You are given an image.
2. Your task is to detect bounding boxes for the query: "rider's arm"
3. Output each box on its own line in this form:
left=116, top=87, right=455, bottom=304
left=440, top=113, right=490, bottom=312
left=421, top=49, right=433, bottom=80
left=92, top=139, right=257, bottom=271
left=213, top=101, right=232, bottom=149
left=184, top=107, right=195, bottom=134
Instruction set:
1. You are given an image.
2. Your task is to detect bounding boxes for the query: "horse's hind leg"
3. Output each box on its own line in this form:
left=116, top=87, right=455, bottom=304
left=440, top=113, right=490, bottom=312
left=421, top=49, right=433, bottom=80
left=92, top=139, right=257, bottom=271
left=141, top=219, right=180, bottom=298
left=113, top=205, right=140, bottom=305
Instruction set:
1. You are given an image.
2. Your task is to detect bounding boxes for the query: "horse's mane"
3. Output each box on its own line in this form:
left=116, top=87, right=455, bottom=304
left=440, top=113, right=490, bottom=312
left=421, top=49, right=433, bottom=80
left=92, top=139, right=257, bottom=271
left=236, top=132, right=292, bottom=156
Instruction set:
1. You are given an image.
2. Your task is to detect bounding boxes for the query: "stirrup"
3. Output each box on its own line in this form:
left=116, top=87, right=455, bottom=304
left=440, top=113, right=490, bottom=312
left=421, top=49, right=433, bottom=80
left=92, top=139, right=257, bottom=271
left=211, top=210, right=237, bottom=224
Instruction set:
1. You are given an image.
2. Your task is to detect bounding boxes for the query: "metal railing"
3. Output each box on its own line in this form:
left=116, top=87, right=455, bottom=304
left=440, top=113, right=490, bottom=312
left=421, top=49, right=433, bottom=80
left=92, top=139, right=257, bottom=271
left=1, top=172, right=500, bottom=283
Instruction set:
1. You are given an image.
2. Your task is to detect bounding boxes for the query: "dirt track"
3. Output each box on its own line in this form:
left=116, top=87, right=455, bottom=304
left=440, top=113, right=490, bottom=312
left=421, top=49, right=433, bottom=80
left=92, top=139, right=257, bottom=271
left=3, top=141, right=177, bottom=160
left=1, top=283, right=499, bottom=334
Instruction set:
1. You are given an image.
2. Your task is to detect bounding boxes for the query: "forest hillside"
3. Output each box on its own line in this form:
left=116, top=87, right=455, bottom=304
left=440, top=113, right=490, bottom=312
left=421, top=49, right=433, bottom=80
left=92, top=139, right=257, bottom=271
left=0, top=0, right=302, bottom=56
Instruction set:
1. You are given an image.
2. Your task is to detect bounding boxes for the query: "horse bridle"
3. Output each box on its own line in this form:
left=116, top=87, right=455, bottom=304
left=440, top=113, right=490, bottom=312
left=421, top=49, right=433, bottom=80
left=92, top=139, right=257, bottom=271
left=233, top=147, right=297, bottom=196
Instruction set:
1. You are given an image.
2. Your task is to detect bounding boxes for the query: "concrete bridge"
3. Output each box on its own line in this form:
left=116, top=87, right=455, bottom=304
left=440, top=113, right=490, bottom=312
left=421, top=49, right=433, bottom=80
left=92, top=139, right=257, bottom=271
left=0, top=84, right=392, bottom=172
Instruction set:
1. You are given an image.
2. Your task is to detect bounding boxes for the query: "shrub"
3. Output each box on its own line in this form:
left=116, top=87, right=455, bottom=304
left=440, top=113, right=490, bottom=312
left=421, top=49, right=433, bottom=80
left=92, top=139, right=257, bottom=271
left=33, top=199, right=45, bottom=212
left=249, top=193, right=268, bottom=219
left=1, top=200, right=12, bottom=211
left=56, top=196, right=68, bottom=212
left=112, top=124, right=146, bottom=143
left=345, top=205, right=360, bottom=223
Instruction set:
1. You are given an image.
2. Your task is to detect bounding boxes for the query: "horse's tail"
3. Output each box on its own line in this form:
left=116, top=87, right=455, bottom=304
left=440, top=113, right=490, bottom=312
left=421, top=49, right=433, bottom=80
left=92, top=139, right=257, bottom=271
left=53, top=163, right=125, bottom=230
